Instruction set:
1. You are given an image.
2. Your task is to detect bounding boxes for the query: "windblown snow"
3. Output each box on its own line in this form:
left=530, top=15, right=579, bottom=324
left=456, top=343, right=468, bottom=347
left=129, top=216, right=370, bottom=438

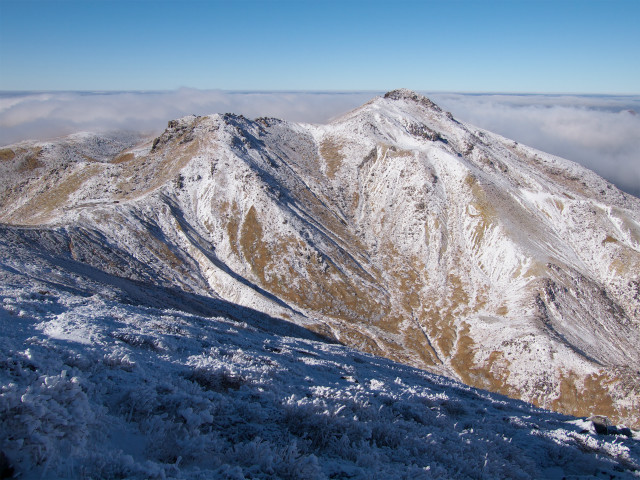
left=1, top=89, right=639, bottom=478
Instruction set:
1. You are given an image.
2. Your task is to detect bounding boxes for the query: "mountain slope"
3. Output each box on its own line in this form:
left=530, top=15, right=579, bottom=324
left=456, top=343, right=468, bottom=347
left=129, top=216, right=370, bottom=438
left=1, top=89, right=639, bottom=429
left=1, top=244, right=639, bottom=478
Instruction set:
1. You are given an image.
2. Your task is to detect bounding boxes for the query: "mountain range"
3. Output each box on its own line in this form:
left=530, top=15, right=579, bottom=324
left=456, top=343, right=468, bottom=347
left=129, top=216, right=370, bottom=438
left=1, top=89, right=639, bottom=477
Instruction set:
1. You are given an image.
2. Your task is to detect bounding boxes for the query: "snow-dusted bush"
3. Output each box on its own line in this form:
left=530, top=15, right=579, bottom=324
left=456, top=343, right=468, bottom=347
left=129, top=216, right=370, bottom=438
left=0, top=367, right=97, bottom=471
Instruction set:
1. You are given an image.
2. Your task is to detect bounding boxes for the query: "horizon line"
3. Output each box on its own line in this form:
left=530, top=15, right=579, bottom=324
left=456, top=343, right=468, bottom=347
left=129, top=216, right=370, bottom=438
left=1, top=88, right=639, bottom=97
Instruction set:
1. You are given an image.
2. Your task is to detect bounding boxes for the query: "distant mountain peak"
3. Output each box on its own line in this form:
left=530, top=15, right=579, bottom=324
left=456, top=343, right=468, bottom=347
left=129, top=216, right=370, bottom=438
left=383, top=88, right=442, bottom=111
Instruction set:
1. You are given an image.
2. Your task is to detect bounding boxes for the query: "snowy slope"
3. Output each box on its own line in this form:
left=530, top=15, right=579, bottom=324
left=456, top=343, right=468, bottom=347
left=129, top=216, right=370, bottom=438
left=1, top=236, right=639, bottom=479
left=1, top=89, right=639, bottom=437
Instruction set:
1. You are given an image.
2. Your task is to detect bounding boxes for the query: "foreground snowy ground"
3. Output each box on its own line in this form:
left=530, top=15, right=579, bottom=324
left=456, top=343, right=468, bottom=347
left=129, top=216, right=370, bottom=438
left=1, top=234, right=639, bottom=479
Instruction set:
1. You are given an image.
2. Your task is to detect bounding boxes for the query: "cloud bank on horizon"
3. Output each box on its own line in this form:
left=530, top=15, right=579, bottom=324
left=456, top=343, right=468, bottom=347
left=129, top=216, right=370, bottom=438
left=431, top=93, right=640, bottom=198
left=1, top=90, right=639, bottom=198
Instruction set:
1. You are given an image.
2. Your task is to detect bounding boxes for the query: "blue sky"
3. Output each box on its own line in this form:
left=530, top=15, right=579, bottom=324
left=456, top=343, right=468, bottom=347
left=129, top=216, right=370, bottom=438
left=1, top=0, right=638, bottom=93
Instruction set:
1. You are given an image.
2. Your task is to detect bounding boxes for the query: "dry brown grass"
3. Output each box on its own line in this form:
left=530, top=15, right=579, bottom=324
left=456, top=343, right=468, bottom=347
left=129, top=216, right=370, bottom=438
left=508, top=145, right=591, bottom=196
left=138, top=230, right=187, bottom=274
left=522, top=261, right=549, bottom=278
left=553, top=199, right=565, bottom=213
left=0, top=148, right=15, bottom=162
left=550, top=371, right=639, bottom=429
left=610, top=254, right=640, bottom=278
left=320, top=137, right=345, bottom=179
left=237, top=204, right=388, bottom=324
left=112, top=152, right=135, bottom=164
left=224, top=201, right=241, bottom=258
left=6, top=165, right=101, bottom=224
left=422, top=273, right=483, bottom=358
left=114, top=138, right=201, bottom=200
left=402, top=322, right=442, bottom=368
left=450, top=323, right=514, bottom=396
left=17, top=148, right=44, bottom=173
left=464, top=174, right=497, bottom=251
left=387, top=147, right=414, bottom=158
left=446, top=321, right=640, bottom=428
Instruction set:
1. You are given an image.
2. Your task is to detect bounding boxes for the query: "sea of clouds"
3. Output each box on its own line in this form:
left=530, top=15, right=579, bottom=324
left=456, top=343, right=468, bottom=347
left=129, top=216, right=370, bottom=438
left=431, top=93, right=640, bottom=198
left=1, top=89, right=638, bottom=197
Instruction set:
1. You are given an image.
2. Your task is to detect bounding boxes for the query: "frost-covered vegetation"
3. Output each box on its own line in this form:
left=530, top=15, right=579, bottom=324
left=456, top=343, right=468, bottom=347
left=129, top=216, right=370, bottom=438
left=1, top=240, right=639, bottom=479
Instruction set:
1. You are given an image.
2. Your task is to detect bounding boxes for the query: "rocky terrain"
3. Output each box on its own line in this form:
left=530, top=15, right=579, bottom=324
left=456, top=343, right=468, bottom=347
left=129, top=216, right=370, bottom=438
left=1, top=88, right=639, bottom=433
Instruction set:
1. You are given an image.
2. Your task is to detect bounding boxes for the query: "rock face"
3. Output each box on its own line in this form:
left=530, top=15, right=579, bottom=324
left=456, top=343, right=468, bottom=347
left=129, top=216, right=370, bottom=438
left=1, top=89, right=639, bottom=426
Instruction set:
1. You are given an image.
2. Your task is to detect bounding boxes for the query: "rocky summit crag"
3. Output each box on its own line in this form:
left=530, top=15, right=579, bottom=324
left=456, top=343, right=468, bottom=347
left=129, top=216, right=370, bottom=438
left=2, top=89, right=639, bottom=427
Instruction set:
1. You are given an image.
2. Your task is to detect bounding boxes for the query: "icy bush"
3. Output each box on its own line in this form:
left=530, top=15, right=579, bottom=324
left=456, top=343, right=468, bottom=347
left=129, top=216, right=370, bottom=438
left=0, top=367, right=97, bottom=470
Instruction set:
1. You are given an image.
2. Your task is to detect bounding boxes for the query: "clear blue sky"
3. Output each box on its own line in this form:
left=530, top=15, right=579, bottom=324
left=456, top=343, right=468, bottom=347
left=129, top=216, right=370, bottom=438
left=0, top=0, right=638, bottom=93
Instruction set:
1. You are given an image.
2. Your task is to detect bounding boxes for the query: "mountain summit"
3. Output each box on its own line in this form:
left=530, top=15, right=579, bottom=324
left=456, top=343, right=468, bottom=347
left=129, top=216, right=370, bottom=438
left=383, top=88, right=444, bottom=110
left=1, top=90, right=639, bottom=429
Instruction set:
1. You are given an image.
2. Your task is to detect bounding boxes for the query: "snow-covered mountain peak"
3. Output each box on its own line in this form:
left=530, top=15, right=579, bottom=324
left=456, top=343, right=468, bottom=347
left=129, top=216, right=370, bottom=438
left=1, top=91, right=640, bottom=439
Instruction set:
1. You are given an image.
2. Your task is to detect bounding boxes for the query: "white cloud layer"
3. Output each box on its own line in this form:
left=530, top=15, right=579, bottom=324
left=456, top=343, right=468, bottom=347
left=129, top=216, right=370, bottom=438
left=1, top=89, right=639, bottom=197
left=430, top=93, right=640, bottom=197
left=0, top=89, right=373, bottom=144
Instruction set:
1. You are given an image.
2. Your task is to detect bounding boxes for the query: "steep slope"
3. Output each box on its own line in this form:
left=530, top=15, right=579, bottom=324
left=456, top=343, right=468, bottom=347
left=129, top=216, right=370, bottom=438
left=1, top=90, right=639, bottom=428
left=1, top=242, right=639, bottom=478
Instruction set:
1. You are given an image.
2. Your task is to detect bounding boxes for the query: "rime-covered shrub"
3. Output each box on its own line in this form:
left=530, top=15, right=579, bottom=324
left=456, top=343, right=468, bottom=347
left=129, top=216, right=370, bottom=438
left=0, top=369, right=97, bottom=468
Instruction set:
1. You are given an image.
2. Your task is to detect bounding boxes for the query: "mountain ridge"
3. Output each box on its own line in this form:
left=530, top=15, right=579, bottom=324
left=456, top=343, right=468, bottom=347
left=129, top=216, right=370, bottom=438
left=1, top=89, right=639, bottom=428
